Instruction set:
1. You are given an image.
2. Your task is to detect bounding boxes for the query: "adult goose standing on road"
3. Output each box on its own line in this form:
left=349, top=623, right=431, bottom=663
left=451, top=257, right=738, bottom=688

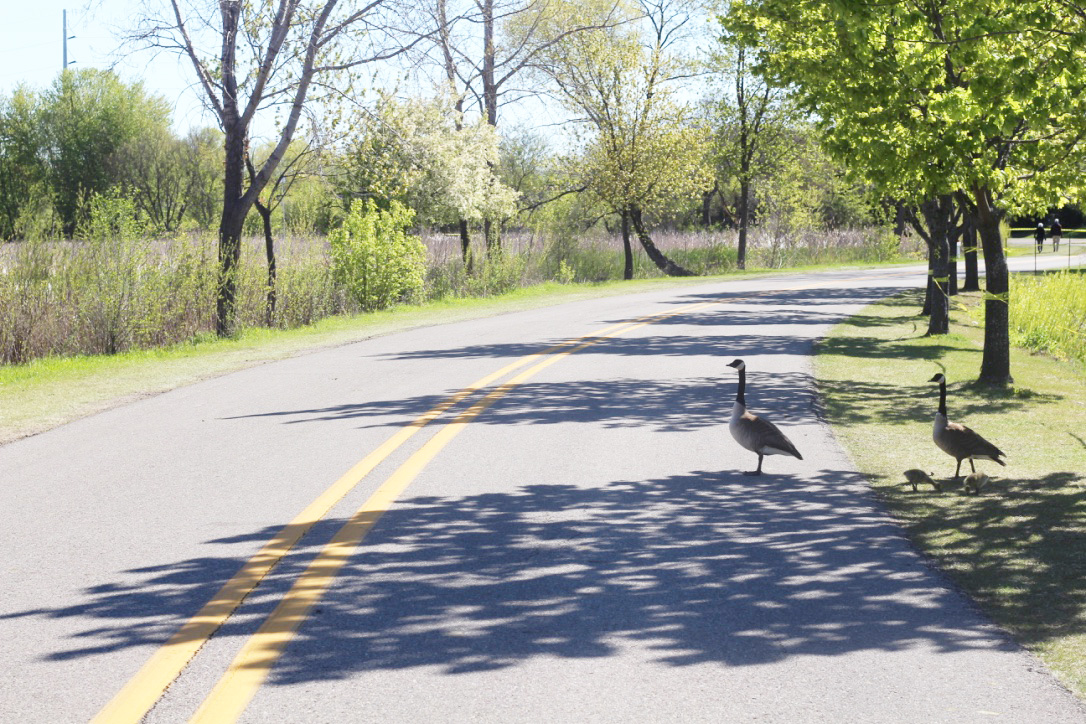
left=929, top=373, right=1006, bottom=480
left=727, top=359, right=804, bottom=475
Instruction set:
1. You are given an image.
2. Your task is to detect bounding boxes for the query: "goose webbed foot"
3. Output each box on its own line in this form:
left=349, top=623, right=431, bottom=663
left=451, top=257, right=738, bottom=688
left=743, top=455, right=765, bottom=476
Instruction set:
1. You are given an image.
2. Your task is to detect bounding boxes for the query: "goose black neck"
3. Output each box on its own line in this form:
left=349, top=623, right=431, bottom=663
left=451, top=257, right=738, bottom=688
left=735, top=367, right=746, bottom=405
left=937, top=379, right=947, bottom=416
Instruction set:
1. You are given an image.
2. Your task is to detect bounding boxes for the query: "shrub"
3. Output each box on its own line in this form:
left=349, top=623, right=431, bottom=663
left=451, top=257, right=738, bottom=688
left=70, top=194, right=157, bottom=354
left=329, top=199, right=426, bottom=311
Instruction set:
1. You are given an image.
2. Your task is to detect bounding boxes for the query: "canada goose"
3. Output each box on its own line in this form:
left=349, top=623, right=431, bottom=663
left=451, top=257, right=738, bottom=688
left=904, top=469, right=941, bottom=492
left=726, top=359, right=803, bottom=475
left=929, top=373, right=1006, bottom=480
left=963, top=471, right=991, bottom=495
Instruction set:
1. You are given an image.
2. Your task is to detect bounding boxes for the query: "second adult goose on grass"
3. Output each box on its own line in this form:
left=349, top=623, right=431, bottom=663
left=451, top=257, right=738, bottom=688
left=929, top=373, right=1007, bottom=480
left=727, top=359, right=803, bottom=475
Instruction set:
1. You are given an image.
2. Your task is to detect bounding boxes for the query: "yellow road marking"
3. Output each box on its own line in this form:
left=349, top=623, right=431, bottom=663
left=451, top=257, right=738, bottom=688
left=189, top=302, right=715, bottom=723
left=90, top=320, right=639, bottom=724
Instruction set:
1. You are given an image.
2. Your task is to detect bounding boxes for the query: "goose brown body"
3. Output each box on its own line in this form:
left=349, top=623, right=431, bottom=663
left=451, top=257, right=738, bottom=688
left=727, top=359, right=803, bottom=475
left=929, top=373, right=1006, bottom=479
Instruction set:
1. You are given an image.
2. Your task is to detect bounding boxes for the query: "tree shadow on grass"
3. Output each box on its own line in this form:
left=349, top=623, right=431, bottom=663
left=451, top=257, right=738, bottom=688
left=887, top=472, right=1086, bottom=648
left=816, top=377, right=1060, bottom=428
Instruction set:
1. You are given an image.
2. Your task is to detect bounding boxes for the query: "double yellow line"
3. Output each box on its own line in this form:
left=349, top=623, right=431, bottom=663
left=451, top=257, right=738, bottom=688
left=93, top=301, right=716, bottom=723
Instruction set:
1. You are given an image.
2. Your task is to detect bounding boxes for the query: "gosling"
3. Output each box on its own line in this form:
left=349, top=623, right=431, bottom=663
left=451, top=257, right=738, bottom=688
left=963, top=472, right=991, bottom=495
left=904, top=469, right=941, bottom=492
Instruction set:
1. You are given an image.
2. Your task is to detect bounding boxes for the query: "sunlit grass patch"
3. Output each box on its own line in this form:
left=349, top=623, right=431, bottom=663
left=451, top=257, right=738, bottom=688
left=816, top=288, right=1086, bottom=698
left=1010, top=269, right=1086, bottom=365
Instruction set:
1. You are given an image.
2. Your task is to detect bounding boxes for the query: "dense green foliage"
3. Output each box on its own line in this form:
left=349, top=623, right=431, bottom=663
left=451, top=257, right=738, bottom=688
left=330, top=200, right=427, bottom=311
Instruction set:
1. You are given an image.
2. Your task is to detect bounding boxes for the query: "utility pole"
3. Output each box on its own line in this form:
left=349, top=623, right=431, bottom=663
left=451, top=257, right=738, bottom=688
left=63, top=10, right=75, bottom=70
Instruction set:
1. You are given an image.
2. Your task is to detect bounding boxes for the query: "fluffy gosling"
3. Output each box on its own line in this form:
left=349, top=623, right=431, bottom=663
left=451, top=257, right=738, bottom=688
left=904, top=469, right=941, bottom=492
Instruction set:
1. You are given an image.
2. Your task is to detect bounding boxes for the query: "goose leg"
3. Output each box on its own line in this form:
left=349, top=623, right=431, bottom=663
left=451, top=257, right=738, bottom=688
left=969, top=458, right=976, bottom=473
left=746, top=454, right=764, bottom=476
left=954, top=458, right=963, bottom=481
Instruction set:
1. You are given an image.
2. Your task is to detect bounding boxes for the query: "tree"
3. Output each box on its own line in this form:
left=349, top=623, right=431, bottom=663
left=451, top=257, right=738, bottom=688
left=39, top=69, right=171, bottom=236
left=130, top=0, right=424, bottom=335
left=0, top=87, right=46, bottom=240
left=422, top=0, right=621, bottom=256
left=538, top=0, right=711, bottom=279
left=247, top=138, right=322, bottom=324
left=180, top=127, right=227, bottom=231
left=902, top=196, right=958, bottom=336
left=112, top=126, right=200, bottom=233
left=728, top=0, right=1086, bottom=384
left=337, top=93, right=519, bottom=252
left=706, top=26, right=795, bottom=269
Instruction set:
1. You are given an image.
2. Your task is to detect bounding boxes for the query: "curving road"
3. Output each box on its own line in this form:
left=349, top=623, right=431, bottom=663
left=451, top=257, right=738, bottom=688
left=2, top=257, right=1085, bottom=723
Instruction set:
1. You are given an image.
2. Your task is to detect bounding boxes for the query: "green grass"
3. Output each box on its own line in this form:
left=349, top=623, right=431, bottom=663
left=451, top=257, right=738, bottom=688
left=1010, top=269, right=1086, bottom=364
left=816, top=288, right=1086, bottom=698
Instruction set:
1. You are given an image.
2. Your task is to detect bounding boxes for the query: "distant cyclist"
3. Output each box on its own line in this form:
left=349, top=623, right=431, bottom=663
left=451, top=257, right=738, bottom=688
left=1051, top=218, right=1063, bottom=251
left=1035, top=222, right=1045, bottom=252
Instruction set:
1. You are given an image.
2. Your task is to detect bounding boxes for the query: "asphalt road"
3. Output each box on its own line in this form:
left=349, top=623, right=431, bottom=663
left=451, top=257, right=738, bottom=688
left=2, top=257, right=1085, bottom=723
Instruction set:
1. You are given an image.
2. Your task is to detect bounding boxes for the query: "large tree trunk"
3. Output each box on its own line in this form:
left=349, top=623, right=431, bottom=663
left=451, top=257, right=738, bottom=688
left=973, top=187, right=1012, bottom=385
left=480, top=0, right=502, bottom=256
left=459, top=219, right=473, bottom=273
left=621, top=209, right=634, bottom=280
left=920, top=196, right=952, bottom=336
left=217, top=125, right=249, bottom=337
left=216, top=212, right=244, bottom=338
left=960, top=202, right=986, bottom=290
left=629, top=207, right=696, bottom=277
left=963, top=241, right=980, bottom=291
left=255, top=199, right=277, bottom=326
left=737, top=179, right=750, bottom=270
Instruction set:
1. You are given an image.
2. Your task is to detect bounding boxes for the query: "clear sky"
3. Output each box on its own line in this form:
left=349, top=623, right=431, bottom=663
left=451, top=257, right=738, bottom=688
left=0, top=1, right=215, bottom=131
left=0, top=1, right=635, bottom=148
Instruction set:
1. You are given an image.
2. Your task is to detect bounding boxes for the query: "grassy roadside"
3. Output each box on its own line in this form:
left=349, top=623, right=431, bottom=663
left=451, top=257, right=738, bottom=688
left=815, top=289, right=1086, bottom=698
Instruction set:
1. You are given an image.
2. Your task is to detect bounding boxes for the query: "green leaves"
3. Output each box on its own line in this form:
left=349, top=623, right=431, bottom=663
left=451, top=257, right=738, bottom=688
left=728, top=0, right=1086, bottom=213
left=329, top=199, right=427, bottom=312
left=538, top=0, right=711, bottom=216
left=339, top=94, right=519, bottom=227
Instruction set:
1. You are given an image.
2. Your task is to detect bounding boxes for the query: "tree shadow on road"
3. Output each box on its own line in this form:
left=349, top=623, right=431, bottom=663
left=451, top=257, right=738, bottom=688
left=228, top=286, right=911, bottom=432
left=227, top=369, right=821, bottom=433
left=2, top=467, right=1043, bottom=678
